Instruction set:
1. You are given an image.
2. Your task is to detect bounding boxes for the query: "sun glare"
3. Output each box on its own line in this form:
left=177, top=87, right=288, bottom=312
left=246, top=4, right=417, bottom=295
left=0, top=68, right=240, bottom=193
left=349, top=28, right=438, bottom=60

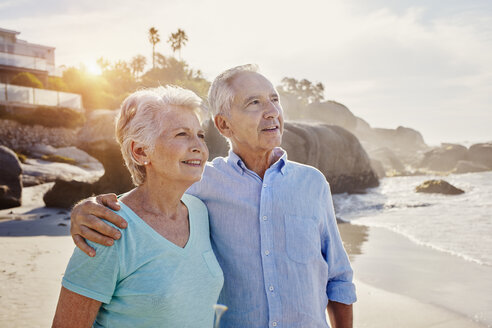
left=85, top=61, right=102, bottom=75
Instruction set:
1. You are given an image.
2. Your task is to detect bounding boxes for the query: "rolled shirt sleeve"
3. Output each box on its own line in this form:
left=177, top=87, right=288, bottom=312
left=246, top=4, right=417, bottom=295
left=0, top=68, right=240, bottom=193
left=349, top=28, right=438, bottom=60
left=321, top=182, right=357, bottom=304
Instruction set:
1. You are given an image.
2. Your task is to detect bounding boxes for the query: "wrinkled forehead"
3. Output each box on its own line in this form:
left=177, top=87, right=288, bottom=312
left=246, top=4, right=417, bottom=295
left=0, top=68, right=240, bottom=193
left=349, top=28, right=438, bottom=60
left=230, top=71, right=277, bottom=100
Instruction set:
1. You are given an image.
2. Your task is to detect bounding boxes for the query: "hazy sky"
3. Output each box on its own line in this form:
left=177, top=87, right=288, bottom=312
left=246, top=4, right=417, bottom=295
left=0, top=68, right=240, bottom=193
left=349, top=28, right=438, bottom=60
left=1, top=0, right=491, bottom=145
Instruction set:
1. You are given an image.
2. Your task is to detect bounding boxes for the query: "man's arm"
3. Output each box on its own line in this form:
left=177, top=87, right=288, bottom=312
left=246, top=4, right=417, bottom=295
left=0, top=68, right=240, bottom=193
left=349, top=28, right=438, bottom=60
left=327, top=301, right=353, bottom=328
left=52, top=287, right=102, bottom=328
left=70, top=194, right=127, bottom=257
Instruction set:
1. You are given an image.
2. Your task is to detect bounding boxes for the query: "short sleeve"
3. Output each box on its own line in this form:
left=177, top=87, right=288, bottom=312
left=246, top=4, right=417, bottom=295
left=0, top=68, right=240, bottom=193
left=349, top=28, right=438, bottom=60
left=62, top=240, right=120, bottom=304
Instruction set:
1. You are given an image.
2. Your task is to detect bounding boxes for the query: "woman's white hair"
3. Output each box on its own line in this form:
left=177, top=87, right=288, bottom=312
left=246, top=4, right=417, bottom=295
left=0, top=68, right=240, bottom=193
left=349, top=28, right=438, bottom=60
left=207, top=64, right=258, bottom=118
left=116, top=85, right=204, bottom=186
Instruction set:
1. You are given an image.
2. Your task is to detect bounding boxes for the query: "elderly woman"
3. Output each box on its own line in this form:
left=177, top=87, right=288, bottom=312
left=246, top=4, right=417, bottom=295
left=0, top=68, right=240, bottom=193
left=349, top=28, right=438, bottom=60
left=52, top=86, right=224, bottom=327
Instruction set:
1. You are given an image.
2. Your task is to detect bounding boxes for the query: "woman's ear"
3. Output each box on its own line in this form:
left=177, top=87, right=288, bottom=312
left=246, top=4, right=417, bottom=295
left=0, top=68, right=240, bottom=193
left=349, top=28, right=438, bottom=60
left=214, top=114, right=232, bottom=138
left=131, top=141, right=149, bottom=165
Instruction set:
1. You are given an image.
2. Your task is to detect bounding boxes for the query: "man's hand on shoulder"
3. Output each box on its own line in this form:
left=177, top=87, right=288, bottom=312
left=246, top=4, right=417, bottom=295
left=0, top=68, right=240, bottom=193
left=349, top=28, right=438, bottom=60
left=70, top=193, right=127, bottom=257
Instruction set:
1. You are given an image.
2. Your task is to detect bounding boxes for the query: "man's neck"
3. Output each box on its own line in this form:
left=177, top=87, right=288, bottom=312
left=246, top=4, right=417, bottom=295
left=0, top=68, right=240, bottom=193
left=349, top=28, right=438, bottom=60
left=232, top=147, right=282, bottom=179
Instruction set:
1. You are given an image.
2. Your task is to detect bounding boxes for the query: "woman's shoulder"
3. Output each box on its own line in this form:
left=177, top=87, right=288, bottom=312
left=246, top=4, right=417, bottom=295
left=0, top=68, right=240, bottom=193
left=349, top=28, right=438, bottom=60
left=182, top=193, right=208, bottom=215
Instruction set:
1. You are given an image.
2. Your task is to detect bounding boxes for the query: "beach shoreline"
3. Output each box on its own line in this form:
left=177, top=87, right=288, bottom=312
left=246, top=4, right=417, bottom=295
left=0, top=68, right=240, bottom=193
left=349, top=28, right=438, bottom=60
left=0, top=184, right=490, bottom=327
left=340, top=223, right=492, bottom=328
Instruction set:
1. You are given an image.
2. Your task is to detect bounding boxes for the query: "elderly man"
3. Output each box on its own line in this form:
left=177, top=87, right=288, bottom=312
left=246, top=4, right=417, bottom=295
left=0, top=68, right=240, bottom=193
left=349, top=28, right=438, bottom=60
left=70, top=64, right=356, bottom=328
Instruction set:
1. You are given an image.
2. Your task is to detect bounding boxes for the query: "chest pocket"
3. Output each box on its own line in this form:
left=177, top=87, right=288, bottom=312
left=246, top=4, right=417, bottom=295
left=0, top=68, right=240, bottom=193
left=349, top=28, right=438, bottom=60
left=202, top=250, right=223, bottom=277
left=284, top=215, right=321, bottom=263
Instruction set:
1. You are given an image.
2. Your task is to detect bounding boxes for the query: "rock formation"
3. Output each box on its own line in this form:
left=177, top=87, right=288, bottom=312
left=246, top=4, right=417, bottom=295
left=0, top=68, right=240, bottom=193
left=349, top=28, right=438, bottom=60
left=415, top=179, right=464, bottom=195
left=418, top=142, right=492, bottom=174
left=204, top=120, right=379, bottom=194
left=0, top=146, right=22, bottom=209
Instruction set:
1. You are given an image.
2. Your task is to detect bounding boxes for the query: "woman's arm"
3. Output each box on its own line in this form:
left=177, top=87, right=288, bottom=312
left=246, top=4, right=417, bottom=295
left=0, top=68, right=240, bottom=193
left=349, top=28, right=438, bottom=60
left=52, top=287, right=102, bottom=328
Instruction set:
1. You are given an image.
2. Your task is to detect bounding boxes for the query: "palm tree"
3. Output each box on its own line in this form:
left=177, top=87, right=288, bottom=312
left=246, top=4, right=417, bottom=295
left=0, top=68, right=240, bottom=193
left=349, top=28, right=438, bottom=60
left=167, top=28, right=188, bottom=60
left=130, top=55, right=147, bottom=79
left=148, top=27, right=160, bottom=69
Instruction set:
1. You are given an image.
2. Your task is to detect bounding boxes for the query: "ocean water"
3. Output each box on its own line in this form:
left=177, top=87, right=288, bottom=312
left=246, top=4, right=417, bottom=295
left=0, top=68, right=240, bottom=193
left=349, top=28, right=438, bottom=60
left=333, top=171, right=492, bottom=267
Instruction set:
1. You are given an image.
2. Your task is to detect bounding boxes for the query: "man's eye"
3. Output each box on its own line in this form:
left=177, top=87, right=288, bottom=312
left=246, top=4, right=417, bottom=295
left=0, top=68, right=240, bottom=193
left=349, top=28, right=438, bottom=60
left=249, top=100, right=260, bottom=106
left=198, top=133, right=205, bottom=139
left=176, top=132, right=187, bottom=137
left=272, top=97, right=279, bottom=102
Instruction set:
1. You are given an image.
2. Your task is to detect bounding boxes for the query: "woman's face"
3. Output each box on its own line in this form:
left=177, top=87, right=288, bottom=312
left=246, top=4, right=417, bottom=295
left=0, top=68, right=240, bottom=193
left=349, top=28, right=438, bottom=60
left=147, top=106, right=208, bottom=184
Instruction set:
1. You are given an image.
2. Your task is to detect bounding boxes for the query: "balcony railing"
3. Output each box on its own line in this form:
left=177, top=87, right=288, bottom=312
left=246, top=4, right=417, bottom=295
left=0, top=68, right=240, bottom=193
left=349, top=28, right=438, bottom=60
left=0, top=52, right=59, bottom=76
left=0, top=83, right=83, bottom=112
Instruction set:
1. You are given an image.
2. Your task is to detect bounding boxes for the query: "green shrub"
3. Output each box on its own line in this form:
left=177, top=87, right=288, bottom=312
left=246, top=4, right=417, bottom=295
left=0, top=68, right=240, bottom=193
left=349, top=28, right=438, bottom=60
left=11, top=72, right=44, bottom=89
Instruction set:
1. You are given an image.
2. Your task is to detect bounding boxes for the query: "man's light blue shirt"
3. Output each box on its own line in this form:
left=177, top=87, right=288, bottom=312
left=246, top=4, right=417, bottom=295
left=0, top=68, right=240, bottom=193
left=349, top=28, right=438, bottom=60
left=188, top=148, right=356, bottom=328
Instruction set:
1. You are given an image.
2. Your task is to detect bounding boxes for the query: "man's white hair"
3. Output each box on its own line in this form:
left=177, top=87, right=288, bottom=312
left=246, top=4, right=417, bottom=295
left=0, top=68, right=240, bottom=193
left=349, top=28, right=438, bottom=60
left=207, top=64, right=258, bottom=118
left=116, top=85, right=204, bottom=186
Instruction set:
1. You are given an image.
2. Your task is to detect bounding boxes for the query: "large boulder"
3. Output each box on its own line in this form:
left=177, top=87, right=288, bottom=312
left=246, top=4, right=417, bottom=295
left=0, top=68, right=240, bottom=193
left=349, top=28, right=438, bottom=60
left=43, top=109, right=134, bottom=208
left=76, top=109, right=134, bottom=193
left=205, top=120, right=379, bottom=193
left=304, top=101, right=358, bottom=132
left=453, top=160, right=490, bottom=174
left=21, top=144, right=104, bottom=187
left=281, top=122, right=379, bottom=193
left=419, top=143, right=468, bottom=172
left=0, top=146, right=22, bottom=209
left=367, top=147, right=406, bottom=175
left=415, top=179, right=464, bottom=195
left=43, top=180, right=94, bottom=209
left=468, top=143, right=492, bottom=169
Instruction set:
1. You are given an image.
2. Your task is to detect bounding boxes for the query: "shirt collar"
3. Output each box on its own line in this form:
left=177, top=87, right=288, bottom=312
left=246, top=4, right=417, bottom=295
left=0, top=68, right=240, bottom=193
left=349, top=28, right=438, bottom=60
left=226, top=147, right=288, bottom=175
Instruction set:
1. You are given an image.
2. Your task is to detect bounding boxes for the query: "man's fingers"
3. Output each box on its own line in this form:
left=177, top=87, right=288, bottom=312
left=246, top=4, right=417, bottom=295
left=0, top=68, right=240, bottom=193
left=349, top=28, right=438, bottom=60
left=96, top=193, right=121, bottom=211
left=72, top=234, right=96, bottom=257
left=81, top=213, right=122, bottom=240
left=80, top=224, right=116, bottom=247
left=87, top=201, right=127, bottom=230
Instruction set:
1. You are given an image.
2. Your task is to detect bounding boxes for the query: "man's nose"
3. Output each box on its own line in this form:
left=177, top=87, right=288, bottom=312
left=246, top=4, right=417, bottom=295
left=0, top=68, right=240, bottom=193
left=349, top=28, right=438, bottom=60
left=263, top=101, right=281, bottom=119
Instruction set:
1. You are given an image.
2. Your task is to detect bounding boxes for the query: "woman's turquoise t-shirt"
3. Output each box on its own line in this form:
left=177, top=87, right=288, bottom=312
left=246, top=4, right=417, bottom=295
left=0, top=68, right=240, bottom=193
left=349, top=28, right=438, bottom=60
left=62, top=194, right=224, bottom=328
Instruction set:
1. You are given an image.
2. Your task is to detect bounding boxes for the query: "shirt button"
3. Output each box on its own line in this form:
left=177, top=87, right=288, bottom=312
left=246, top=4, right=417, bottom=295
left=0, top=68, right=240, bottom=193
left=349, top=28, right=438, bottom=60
left=263, top=184, right=267, bottom=188
left=264, top=250, right=270, bottom=255
left=272, top=321, right=278, bottom=327
left=269, top=285, right=274, bottom=292
left=262, top=216, right=268, bottom=221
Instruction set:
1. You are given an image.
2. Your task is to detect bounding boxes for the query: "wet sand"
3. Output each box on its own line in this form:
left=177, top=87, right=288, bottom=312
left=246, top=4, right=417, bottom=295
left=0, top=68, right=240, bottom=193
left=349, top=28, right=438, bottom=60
left=340, top=223, right=492, bottom=328
left=0, top=184, right=490, bottom=327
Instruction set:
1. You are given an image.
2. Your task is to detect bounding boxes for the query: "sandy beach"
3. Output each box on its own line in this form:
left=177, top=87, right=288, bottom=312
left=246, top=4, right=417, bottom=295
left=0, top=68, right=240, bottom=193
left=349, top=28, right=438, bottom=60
left=0, top=184, right=490, bottom=327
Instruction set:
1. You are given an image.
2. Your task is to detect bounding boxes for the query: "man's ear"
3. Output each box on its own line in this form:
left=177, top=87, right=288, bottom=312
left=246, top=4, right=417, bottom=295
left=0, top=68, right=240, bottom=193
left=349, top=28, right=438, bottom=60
left=131, top=141, right=149, bottom=165
left=214, top=114, right=233, bottom=138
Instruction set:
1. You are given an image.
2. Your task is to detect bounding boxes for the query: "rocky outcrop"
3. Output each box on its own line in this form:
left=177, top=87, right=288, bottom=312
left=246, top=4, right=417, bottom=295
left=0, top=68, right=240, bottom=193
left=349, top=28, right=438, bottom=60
left=282, top=122, right=379, bottom=193
left=205, top=120, right=379, bottom=194
left=22, top=145, right=104, bottom=187
left=43, top=180, right=94, bottom=209
left=468, top=143, right=492, bottom=169
left=76, top=109, right=134, bottom=193
left=453, top=160, right=489, bottom=174
left=44, top=110, right=134, bottom=208
left=415, top=179, right=464, bottom=195
left=0, top=119, right=77, bottom=153
left=0, top=146, right=22, bottom=209
left=419, top=143, right=468, bottom=172
left=418, top=142, right=492, bottom=174
left=304, top=101, right=358, bottom=132
left=367, top=147, right=406, bottom=175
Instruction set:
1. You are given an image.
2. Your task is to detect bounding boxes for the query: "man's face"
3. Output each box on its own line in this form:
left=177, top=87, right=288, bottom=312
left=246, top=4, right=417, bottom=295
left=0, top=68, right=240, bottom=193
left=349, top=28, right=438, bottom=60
left=221, top=71, right=284, bottom=156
